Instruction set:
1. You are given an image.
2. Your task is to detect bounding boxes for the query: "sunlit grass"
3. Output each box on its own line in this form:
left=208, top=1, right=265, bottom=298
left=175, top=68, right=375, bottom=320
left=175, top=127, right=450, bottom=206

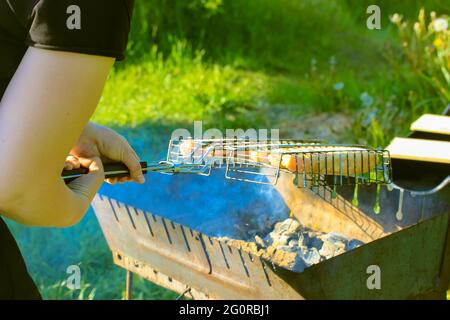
left=94, top=43, right=267, bottom=129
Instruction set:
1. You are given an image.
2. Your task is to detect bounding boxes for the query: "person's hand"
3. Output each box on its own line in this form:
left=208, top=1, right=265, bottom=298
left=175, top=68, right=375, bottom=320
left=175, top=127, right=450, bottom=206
left=70, top=122, right=145, bottom=185
left=64, top=155, right=81, bottom=170
left=67, top=156, right=105, bottom=201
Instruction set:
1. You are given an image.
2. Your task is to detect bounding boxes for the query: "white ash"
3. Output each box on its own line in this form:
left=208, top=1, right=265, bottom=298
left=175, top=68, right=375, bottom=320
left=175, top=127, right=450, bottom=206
left=218, top=218, right=364, bottom=273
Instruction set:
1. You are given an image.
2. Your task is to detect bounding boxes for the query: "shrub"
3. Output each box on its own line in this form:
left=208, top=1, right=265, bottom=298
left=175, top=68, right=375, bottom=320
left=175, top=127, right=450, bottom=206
left=391, top=9, right=449, bottom=104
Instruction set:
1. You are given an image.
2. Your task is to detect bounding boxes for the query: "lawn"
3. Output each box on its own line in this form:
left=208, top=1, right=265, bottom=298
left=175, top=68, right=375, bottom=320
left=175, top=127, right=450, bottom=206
left=7, top=0, right=450, bottom=299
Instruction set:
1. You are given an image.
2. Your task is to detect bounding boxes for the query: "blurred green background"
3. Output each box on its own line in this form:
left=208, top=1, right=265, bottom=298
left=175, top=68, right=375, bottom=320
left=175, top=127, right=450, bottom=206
left=8, top=0, right=450, bottom=299
left=94, top=0, right=450, bottom=146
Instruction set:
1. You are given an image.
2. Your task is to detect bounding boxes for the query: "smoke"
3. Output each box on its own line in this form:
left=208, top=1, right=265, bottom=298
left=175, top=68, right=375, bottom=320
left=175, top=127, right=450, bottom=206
left=99, top=129, right=290, bottom=240
left=100, top=168, right=290, bottom=241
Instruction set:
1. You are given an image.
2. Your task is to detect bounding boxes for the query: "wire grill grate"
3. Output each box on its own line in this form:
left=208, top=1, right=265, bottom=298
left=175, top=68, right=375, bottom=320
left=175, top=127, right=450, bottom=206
left=166, top=138, right=392, bottom=187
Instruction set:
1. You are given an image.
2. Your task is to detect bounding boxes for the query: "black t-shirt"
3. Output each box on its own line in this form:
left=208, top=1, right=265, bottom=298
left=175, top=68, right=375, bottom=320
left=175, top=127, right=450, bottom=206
left=0, top=0, right=134, bottom=97
left=0, top=0, right=135, bottom=299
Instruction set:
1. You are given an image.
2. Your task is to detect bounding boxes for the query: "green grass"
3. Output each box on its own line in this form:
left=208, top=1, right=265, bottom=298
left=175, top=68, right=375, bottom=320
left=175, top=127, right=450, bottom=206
left=95, top=42, right=267, bottom=129
left=7, top=211, right=178, bottom=300
left=95, top=0, right=450, bottom=144
left=9, top=0, right=450, bottom=299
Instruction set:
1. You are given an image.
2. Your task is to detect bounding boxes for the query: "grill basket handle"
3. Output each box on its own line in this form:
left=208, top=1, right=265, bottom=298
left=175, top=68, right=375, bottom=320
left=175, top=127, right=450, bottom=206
left=62, top=161, right=148, bottom=183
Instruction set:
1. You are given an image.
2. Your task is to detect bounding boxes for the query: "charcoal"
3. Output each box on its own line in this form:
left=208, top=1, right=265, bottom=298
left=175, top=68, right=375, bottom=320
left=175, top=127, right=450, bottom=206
left=288, top=239, right=298, bottom=248
left=302, top=247, right=321, bottom=266
left=271, top=235, right=290, bottom=248
left=276, top=245, right=298, bottom=253
left=299, top=231, right=324, bottom=249
left=216, top=217, right=364, bottom=273
left=320, top=233, right=349, bottom=257
left=271, top=218, right=301, bottom=236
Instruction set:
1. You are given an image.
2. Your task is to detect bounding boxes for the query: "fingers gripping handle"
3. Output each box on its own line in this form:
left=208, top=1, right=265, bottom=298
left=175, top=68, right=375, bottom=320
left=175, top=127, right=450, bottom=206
left=62, top=161, right=148, bottom=183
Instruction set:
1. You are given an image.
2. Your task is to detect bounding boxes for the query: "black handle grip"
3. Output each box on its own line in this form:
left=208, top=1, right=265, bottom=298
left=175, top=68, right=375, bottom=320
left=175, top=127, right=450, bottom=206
left=62, top=161, right=148, bottom=183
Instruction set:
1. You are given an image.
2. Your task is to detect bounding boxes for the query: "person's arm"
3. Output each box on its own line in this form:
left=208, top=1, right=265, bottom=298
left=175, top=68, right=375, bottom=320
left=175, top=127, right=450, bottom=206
left=0, top=47, right=114, bottom=227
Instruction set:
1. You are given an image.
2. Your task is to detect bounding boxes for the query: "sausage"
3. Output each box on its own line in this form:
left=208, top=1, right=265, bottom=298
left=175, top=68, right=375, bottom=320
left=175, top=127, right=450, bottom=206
left=268, top=148, right=378, bottom=176
left=178, top=141, right=379, bottom=176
